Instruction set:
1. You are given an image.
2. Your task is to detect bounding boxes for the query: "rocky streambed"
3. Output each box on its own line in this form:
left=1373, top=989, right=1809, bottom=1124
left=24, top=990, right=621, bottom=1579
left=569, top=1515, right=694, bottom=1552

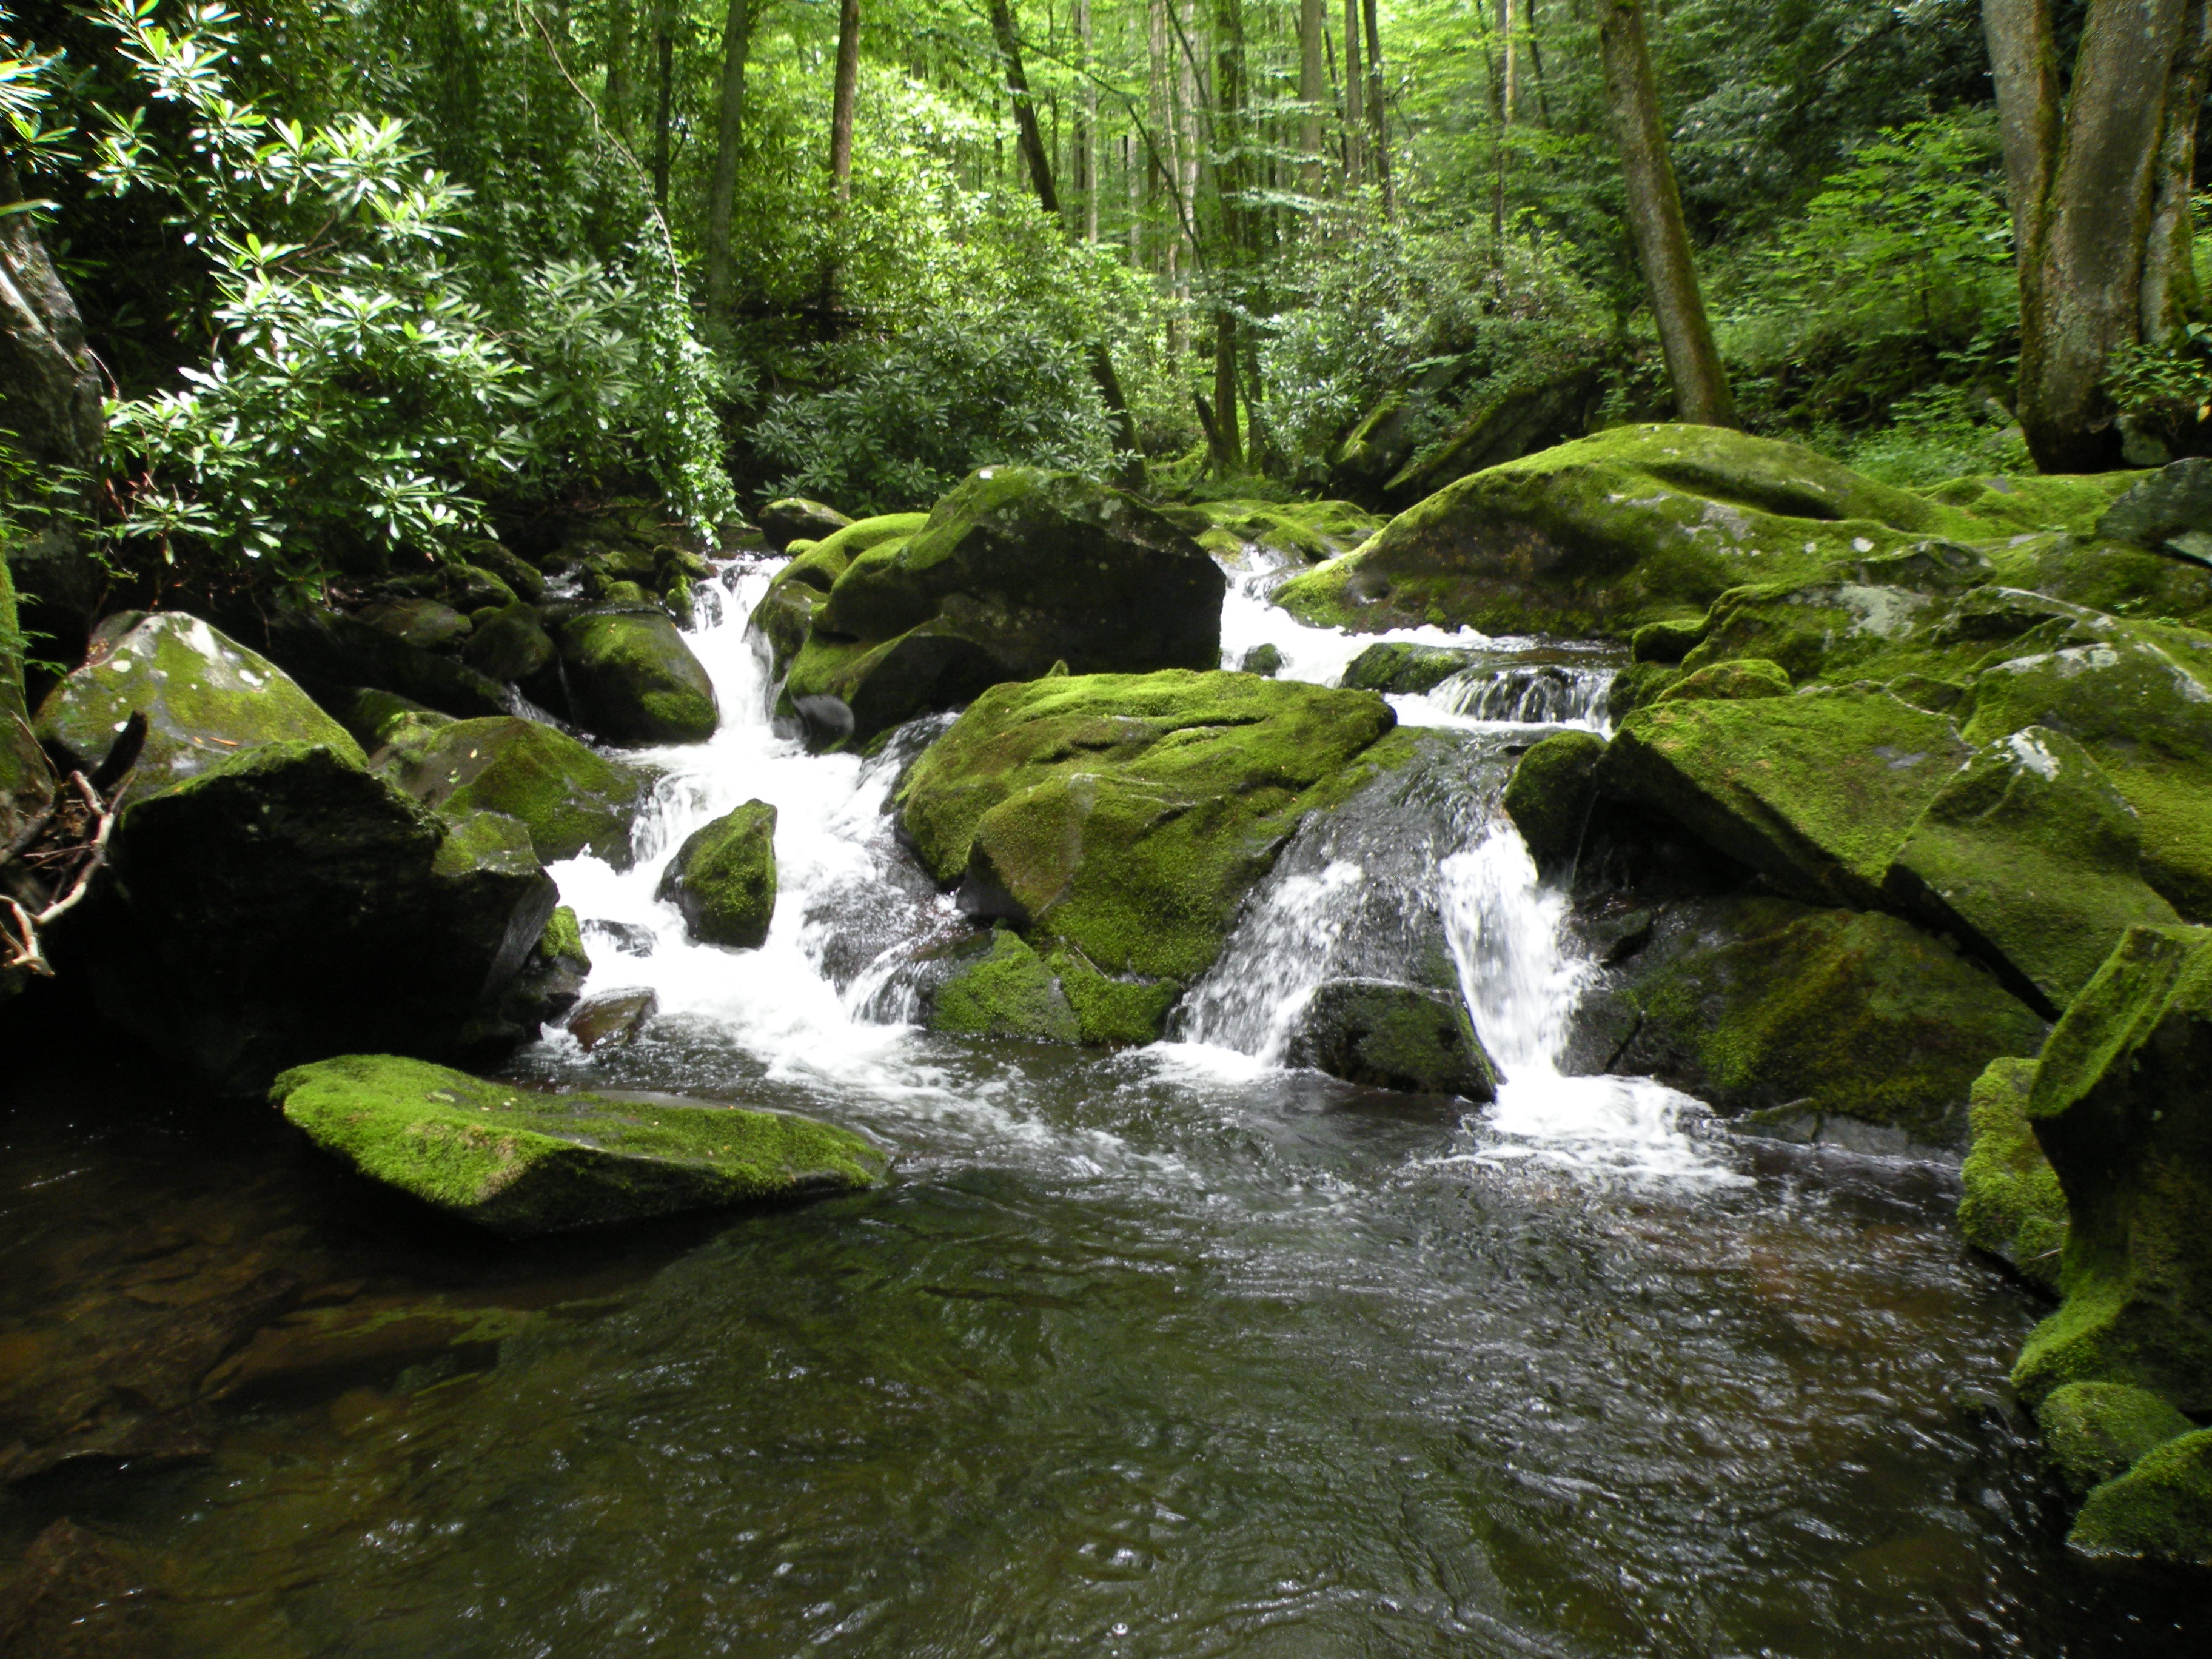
left=3, top=429, right=2211, bottom=1653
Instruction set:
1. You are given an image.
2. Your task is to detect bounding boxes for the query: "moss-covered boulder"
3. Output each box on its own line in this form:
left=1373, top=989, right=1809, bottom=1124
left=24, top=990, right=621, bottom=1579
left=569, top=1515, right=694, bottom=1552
left=784, top=468, right=1227, bottom=748
left=1920, top=471, right=2143, bottom=538
left=375, top=715, right=648, bottom=865
left=1962, top=637, right=2212, bottom=919
left=896, top=671, right=1399, bottom=991
left=1595, top=687, right=1970, bottom=908
left=1590, top=895, right=2047, bottom=1148
left=1177, top=498, right=1380, bottom=565
left=50, top=742, right=556, bottom=1091
left=914, top=928, right=1082, bottom=1042
left=1340, top=642, right=1481, bottom=694
left=36, top=612, right=364, bottom=796
left=2095, top=457, right=2212, bottom=555
left=258, top=592, right=512, bottom=719
left=2039, top=1382, right=2197, bottom=1497
left=556, top=607, right=717, bottom=745
left=746, top=514, right=926, bottom=683
left=1284, top=978, right=1500, bottom=1099
left=1503, top=731, right=1606, bottom=876
left=2066, top=1428, right=2212, bottom=1574
left=759, top=497, right=854, bottom=551
left=1651, top=657, right=1792, bottom=704
left=1274, top=424, right=1979, bottom=638
left=1884, top=726, right=2177, bottom=1014
left=357, top=596, right=471, bottom=651
left=273, top=1054, right=886, bottom=1238
left=1959, top=1056, right=2068, bottom=1292
left=2013, top=923, right=2212, bottom=1410
left=656, top=800, right=776, bottom=948
left=463, top=601, right=557, bottom=683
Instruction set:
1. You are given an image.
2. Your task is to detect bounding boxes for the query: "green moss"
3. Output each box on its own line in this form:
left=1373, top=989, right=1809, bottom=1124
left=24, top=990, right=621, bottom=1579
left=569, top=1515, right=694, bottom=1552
left=1980, top=533, right=2212, bottom=629
left=2039, top=1381, right=2195, bottom=1496
left=1502, top=730, right=1606, bottom=874
left=1597, top=687, right=1971, bottom=907
left=1339, top=642, right=1479, bottom=694
left=782, top=513, right=928, bottom=593
left=1604, top=660, right=1682, bottom=718
left=2013, top=923, right=2212, bottom=1410
left=341, top=686, right=455, bottom=753
left=1653, top=657, right=1792, bottom=703
left=1958, top=1056, right=2067, bottom=1290
left=657, top=799, right=777, bottom=948
left=378, top=715, right=646, bottom=865
left=1273, top=423, right=1975, bottom=638
left=1920, top=472, right=2145, bottom=537
left=36, top=612, right=366, bottom=796
left=896, top=669, right=1398, bottom=982
left=1044, top=947, right=1182, bottom=1044
left=273, top=1053, right=887, bottom=1237
left=1631, top=615, right=1708, bottom=662
left=2066, top=1427, right=2212, bottom=1572
left=540, top=905, right=586, bottom=971
left=927, top=930, right=1081, bottom=1042
left=431, top=808, right=540, bottom=882
left=557, top=609, right=717, bottom=745
left=1284, top=978, right=1500, bottom=1099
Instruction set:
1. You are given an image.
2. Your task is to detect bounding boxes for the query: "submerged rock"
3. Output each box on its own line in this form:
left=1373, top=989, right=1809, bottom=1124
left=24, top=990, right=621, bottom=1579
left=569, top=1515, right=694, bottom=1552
left=2013, top=923, right=2212, bottom=1412
left=896, top=671, right=1399, bottom=993
left=376, top=714, right=649, bottom=865
left=1958, top=1056, right=2068, bottom=1292
left=656, top=800, right=777, bottom=948
left=782, top=468, right=1227, bottom=748
left=556, top=607, right=718, bottom=745
left=1284, top=978, right=1499, bottom=1099
left=273, top=1054, right=887, bottom=1237
left=36, top=611, right=364, bottom=795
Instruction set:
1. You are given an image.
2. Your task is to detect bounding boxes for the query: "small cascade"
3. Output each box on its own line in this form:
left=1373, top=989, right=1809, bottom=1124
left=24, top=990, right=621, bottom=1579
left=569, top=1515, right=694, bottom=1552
left=1175, top=860, right=1368, bottom=1059
left=1430, top=662, right=1615, bottom=730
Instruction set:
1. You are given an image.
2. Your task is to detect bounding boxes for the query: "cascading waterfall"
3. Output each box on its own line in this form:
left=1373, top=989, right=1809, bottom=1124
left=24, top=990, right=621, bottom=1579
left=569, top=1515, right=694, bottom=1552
left=1431, top=662, right=1615, bottom=729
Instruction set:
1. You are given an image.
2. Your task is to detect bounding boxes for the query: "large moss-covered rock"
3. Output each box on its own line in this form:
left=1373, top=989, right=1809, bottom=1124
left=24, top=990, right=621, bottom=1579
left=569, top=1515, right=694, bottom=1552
left=1284, top=978, right=1500, bottom=1099
left=1339, top=642, right=1482, bottom=694
left=273, top=1054, right=886, bottom=1238
left=1885, top=726, right=2177, bottom=1013
left=463, top=601, right=556, bottom=682
left=785, top=468, right=1227, bottom=747
left=557, top=607, right=717, bottom=745
left=375, top=714, right=648, bottom=865
left=36, top=612, right=364, bottom=796
left=914, top=928, right=1082, bottom=1042
left=1274, top=424, right=1978, bottom=638
left=748, top=514, right=927, bottom=683
left=1503, top=730, right=1606, bottom=876
left=1923, top=471, right=2145, bottom=538
left=1651, top=657, right=1793, bottom=704
left=1588, top=896, right=2047, bottom=1148
left=50, top=742, right=556, bottom=1091
left=2013, top=924, right=2212, bottom=1410
left=759, top=497, right=854, bottom=551
left=896, top=671, right=1399, bottom=989
left=2039, top=1381, right=2196, bottom=1496
left=655, top=800, right=777, bottom=947
left=1963, top=637, right=2212, bottom=919
left=2067, top=1427, right=2212, bottom=1574
left=256, top=592, right=512, bottom=719
left=1959, top=1056, right=2068, bottom=1292
left=1595, top=687, right=1971, bottom=908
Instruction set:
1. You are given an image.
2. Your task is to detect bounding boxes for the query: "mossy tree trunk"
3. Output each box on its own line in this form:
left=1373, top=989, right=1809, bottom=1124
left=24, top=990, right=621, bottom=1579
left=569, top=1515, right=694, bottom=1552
left=1986, top=0, right=2212, bottom=471
left=1595, top=0, right=1738, bottom=429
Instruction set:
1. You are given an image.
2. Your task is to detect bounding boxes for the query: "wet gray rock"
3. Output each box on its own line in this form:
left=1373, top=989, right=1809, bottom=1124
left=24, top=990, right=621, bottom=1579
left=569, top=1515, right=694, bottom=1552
left=1285, top=978, right=1499, bottom=1099
left=567, top=987, right=659, bottom=1051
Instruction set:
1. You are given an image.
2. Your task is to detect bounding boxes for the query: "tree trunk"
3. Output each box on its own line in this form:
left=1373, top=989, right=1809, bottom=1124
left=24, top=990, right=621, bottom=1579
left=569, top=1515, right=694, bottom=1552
left=2143, top=0, right=2212, bottom=339
left=652, top=4, right=675, bottom=212
left=1213, top=315, right=1243, bottom=470
left=1341, top=0, right=1364, bottom=187
left=830, top=0, right=862, bottom=203
left=608, top=0, right=634, bottom=138
left=1212, top=0, right=1249, bottom=473
left=1299, top=0, right=1326, bottom=195
left=1362, top=0, right=1392, bottom=213
left=1500, top=0, right=1519, bottom=125
left=1078, top=0, right=1099, bottom=241
left=1990, top=0, right=2194, bottom=469
left=705, top=0, right=754, bottom=318
left=1595, top=0, right=1737, bottom=427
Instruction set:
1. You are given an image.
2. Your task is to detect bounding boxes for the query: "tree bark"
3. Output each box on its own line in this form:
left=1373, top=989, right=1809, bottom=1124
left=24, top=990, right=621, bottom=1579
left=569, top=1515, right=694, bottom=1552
left=1362, top=0, right=1392, bottom=213
left=1595, top=0, right=1737, bottom=427
left=2143, top=0, right=2212, bottom=340
left=1299, top=0, right=1326, bottom=195
left=607, top=0, right=634, bottom=138
left=1341, top=0, right=1364, bottom=187
left=830, top=0, right=862, bottom=204
left=1078, top=0, right=1099, bottom=241
left=705, top=0, right=755, bottom=318
left=652, top=3, right=675, bottom=212
left=1212, top=0, right=1248, bottom=472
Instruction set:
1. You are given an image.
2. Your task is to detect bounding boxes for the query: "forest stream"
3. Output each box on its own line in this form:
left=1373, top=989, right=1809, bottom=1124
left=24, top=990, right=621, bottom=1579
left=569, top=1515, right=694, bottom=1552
left=4, top=547, right=2206, bottom=1658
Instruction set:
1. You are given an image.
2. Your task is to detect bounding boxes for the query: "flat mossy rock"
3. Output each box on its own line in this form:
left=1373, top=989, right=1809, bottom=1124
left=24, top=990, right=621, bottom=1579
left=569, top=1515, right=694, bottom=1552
left=1884, top=726, right=2177, bottom=1014
left=274, top=1054, right=886, bottom=1238
left=1284, top=977, right=1500, bottom=1099
left=1652, top=657, right=1792, bottom=703
left=1672, top=551, right=1994, bottom=689
left=787, top=468, right=1227, bottom=747
left=1341, top=642, right=1481, bottom=694
left=1963, top=636, right=2212, bottom=919
left=2039, top=1382, right=2196, bottom=1497
left=1273, top=424, right=1980, bottom=638
left=377, top=714, right=647, bottom=865
left=556, top=608, right=717, bottom=745
left=2013, top=924, right=2212, bottom=1410
left=916, top=928, right=1081, bottom=1042
left=1959, top=1057, right=2068, bottom=1292
left=1596, top=688, right=1971, bottom=908
left=896, top=670, right=1399, bottom=987
left=1592, top=895, right=2046, bottom=1148
left=50, top=742, right=555, bottom=1091
left=2066, top=1428, right=2212, bottom=1575
left=36, top=612, right=364, bottom=796
left=1187, top=498, right=1376, bottom=564
left=1923, top=471, right=2146, bottom=538
left=1503, top=730, right=1607, bottom=876
left=656, top=800, right=776, bottom=948
left=759, top=497, right=854, bottom=551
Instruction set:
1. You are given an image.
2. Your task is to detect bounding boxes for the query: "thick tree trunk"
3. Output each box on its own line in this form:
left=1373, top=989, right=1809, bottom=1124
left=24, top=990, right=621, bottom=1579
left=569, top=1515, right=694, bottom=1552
left=2142, top=0, right=2212, bottom=339
left=1213, top=316, right=1243, bottom=470
left=1595, top=0, right=1737, bottom=427
left=1299, top=0, right=1326, bottom=194
left=705, top=0, right=754, bottom=319
left=830, top=0, right=862, bottom=203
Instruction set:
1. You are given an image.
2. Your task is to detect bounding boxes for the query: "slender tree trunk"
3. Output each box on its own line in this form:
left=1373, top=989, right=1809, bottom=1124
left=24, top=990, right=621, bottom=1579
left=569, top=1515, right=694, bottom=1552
left=608, top=0, right=634, bottom=138
left=1299, top=0, right=1326, bottom=194
left=1989, top=0, right=2194, bottom=468
left=652, top=2, right=675, bottom=213
left=830, top=0, right=862, bottom=203
left=1077, top=0, right=1100, bottom=241
left=1362, top=0, right=1392, bottom=213
left=1521, top=0, right=1550, bottom=122
left=1493, top=0, right=1512, bottom=236
left=1596, top=0, right=1737, bottom=426
left=1341, top=0, right=1364, bottom=186
left=704, top=0, right=754, bottom=318
left=1211, top=0, right=1248, bottom=472
left=2143, top=0, right=2212, bottom=338
left=1500, top=0, right=1520, bottom=124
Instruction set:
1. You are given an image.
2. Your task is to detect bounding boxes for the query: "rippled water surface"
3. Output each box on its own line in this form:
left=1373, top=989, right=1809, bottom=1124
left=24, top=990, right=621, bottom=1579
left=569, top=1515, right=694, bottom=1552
left=2, top=545, right=2205, bottom=1657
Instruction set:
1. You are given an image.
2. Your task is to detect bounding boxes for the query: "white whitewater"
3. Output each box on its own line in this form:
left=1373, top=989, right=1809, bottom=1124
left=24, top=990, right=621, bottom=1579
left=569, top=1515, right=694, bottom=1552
left=544, top=538, right=1735, bottom=1182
